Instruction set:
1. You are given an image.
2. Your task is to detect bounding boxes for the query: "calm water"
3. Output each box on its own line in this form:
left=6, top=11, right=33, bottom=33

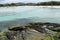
left=0, top=6, right=60, bottom=31
left=0, top=6, right=60, bottom=22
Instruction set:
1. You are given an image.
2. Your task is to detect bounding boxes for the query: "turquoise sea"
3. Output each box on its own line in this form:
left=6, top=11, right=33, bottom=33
left=0, top=6, right=60, bottom=31
left=0, top=6, right=60, bottom=21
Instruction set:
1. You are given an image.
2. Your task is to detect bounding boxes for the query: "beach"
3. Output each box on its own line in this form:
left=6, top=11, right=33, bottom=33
left=0, top=6, right=60, bottom=8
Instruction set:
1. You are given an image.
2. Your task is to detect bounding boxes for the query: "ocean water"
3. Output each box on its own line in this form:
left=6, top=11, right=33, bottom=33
left=0, top=6, right=60, bottom=31
left=0, top=6, right=60, bottom=22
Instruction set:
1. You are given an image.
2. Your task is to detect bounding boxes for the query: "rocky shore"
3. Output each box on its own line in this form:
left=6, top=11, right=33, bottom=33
left=0, top=22, right=60, bottom=40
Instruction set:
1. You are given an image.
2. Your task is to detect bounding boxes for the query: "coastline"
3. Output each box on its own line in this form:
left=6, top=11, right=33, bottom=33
left=0, top=6, right=60, bottom=8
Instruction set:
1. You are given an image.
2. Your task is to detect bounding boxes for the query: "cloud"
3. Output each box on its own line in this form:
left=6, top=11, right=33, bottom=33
left=0, top=0, right=4, bottom=2
left=0, top=0, right=4, bottom=1
left=0, top=0, right=60, bottom=4
left=0, top=0, right=50, bottom=3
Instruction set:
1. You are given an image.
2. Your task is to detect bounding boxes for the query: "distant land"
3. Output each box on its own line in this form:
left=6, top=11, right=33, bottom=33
left=0, top=1, right=60, bottom=7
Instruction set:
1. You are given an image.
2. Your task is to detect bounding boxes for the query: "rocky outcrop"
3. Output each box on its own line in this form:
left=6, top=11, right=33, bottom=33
left=0, top=28, right=46, bottom=40
left=0, top=22, right=60, bottom=40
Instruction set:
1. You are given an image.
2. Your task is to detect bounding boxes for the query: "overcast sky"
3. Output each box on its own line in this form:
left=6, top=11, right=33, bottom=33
left=0, top=0, right=60, bottom=4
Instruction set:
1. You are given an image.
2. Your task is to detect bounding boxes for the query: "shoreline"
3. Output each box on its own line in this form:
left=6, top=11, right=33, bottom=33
left=0, top=6, right=60, bottom=8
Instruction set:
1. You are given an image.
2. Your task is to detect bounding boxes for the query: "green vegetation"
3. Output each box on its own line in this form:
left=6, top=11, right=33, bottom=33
left=37, top=1, right=60, bottom=6
left=0, top=32, right=7, bottom=40
left=8, top=26, right=17, bottom=29
left=0, top=1, right=60, bottom=7
left=44, top=35, right=54, bottom=40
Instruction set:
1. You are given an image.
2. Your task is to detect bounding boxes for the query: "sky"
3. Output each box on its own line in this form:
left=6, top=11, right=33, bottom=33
left=0, top=0, right=60, bottom=4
